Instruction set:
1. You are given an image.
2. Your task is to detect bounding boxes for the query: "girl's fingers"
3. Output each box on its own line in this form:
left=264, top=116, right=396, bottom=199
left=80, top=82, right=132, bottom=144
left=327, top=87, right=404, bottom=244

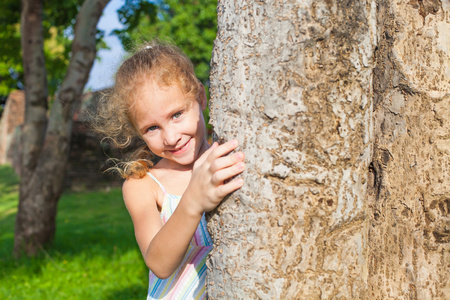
left=208, top=139, right=239, bottom=162
left=216, top=177, right=244, bottom=198
left=195, top=142, right=219, bottom=167
left=210, top=151, right=245, bottom=173
left=203, top=142, right=219, bottom=157
left=211, top=161, right=245, bottom=185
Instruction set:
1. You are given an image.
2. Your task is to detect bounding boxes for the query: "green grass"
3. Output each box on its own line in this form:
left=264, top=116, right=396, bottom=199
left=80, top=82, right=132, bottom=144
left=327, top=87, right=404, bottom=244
left=0, top=165, right=148, bottom=299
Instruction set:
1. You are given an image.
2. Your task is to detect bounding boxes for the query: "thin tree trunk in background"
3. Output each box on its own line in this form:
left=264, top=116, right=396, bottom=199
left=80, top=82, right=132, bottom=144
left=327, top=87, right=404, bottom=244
left=14, top=0, right=110, bottom=257
left=207, top=0, right=376, bottom=298
left=19, top=0, right=48, bottom=176
left=14, top=0, right=49, bottom=257
left=368, top=0, right=450, bottom=298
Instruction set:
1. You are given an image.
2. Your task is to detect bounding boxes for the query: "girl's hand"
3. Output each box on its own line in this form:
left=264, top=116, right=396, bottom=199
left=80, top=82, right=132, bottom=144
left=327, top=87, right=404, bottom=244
left=184, top=139, right=245, bottom=215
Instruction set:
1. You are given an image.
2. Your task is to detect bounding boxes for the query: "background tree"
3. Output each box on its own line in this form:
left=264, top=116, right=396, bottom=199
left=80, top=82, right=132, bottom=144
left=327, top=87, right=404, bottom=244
left=207, top=0, right=449, bottom=298
left=14, top=0, right=110, bottom=256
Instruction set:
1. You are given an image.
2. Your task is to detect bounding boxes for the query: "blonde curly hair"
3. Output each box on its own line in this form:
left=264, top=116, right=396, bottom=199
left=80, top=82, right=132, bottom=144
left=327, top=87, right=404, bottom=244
left=93, top=40, right=202, bottom=179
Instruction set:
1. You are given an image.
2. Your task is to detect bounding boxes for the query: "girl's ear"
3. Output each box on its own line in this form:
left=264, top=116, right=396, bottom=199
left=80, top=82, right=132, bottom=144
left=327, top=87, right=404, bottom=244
left=198, top=82, right=207, bottom=111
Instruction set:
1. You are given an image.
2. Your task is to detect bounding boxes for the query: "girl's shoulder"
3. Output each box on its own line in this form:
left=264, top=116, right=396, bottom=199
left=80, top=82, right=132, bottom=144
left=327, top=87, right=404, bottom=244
left=150, top=161, right=191, bottom=196
left=122, top=173, right=165, bottom=211
left=151, top=168, right=191, bottom=197
left=121, top=173, right=166, bottom=259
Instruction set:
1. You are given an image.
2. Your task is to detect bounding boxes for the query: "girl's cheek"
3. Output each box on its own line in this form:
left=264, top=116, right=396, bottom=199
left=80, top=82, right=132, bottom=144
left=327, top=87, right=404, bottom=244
left=144, top=137, right=156, bottom=148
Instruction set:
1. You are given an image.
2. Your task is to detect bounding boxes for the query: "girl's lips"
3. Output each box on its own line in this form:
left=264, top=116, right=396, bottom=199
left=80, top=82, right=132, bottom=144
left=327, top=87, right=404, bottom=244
left=169, top=139, right=191, bottom=155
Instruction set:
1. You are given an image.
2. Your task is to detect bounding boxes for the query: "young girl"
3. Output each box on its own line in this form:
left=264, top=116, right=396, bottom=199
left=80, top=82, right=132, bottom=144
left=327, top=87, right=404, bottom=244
left=95, top=42, right=245, bottom=299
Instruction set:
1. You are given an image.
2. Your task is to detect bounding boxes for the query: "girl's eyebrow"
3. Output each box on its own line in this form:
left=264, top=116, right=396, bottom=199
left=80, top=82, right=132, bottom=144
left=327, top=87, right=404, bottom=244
left=166, top=101, right=190, bottom=118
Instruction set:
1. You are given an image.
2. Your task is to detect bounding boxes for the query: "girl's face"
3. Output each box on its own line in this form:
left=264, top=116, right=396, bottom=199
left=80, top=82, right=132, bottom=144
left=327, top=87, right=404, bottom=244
left=132, top=81, right=208, bottom=168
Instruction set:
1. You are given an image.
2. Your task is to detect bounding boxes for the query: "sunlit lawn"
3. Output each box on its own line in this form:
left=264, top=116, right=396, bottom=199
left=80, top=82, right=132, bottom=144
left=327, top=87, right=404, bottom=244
left=0, top=165, right=148, bottom=299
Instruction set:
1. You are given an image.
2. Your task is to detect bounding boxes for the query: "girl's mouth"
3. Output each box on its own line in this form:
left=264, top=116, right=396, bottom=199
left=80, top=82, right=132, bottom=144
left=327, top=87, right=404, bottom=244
left=169, top=139, right=191, bottom=155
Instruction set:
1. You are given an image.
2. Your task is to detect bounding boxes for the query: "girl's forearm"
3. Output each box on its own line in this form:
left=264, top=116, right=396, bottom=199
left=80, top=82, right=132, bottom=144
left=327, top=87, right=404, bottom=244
left=145, top=194, right=203, bottom=279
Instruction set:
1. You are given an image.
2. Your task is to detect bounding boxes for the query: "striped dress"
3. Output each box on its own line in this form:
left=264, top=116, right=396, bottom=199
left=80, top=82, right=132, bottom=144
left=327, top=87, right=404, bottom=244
left=147, top=173, right=212, bottom=300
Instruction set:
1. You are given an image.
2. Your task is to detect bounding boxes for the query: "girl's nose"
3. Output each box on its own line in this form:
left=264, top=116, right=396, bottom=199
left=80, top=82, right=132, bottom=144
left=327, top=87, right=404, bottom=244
left=163, top=127, right=181, bottom=146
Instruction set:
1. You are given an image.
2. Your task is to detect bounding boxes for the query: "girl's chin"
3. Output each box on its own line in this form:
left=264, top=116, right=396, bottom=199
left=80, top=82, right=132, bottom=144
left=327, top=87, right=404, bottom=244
left=165, top=151, right=197, bottom=167
left=168, top=157, right=196, bottom=169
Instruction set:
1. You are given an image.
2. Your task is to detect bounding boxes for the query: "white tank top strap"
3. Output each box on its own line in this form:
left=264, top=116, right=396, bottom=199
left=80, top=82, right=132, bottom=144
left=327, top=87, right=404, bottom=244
left=147, top=172, right=167, bottom=195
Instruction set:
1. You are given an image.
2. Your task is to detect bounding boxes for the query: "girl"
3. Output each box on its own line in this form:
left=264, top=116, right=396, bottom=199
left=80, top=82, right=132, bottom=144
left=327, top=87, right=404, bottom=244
left=95, top=41, right=245, bottom=299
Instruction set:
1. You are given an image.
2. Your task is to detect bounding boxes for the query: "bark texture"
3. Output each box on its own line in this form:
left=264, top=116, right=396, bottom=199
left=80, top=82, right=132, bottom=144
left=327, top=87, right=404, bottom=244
left=207, top=0, right=377, bottom=298
left=208, top=0, right=449, bottom=298
left=19, top=0, right=48, bottom=175
left=368, top=0, right=450, bottom=298
left=14, top=0, right=110, bottom=256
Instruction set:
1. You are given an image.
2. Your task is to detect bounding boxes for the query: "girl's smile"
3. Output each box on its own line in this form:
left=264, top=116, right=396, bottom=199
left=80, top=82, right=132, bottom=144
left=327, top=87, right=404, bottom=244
left=168, top=138, right=191, bottom=155
left=132, top=81, right=208, bottom=168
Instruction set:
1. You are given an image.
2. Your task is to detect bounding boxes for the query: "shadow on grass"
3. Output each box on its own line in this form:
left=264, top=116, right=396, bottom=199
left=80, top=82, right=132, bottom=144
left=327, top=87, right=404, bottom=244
left=53, top=188, right=135, bottom=255
left=103, top=284, right=147, bottom=300
left=0, top=165, right=19, bottom=194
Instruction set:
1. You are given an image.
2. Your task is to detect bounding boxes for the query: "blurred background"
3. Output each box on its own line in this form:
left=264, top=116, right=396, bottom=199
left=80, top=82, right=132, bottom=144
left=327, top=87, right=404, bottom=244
left=0, top=0, right=217, bottom=298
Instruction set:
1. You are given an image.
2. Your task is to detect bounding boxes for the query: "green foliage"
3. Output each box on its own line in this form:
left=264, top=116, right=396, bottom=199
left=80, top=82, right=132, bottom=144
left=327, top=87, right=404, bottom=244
left=0, top=165, right=147, bottom=299
left=0, top=1, right=22, bottom=97
left=113, top=0, right=159, bottom=51
left=0, top=0, right=106, bottom=99
left=113, top=0, right=218, bottom=84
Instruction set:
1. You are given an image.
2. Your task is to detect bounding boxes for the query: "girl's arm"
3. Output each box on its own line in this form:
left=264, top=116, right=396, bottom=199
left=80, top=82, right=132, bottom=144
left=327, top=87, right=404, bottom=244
left=123, top=140, right=245, bottom=279
left=123, top=176, right=202, bottom=279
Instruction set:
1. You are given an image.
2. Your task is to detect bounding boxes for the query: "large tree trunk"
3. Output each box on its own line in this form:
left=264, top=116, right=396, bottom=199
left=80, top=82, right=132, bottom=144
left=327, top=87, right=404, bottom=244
left=207, top=0, right=376, bottom=298
left=14, top=0, right=110, bottom=257
left=207, top=0, right=449, bottom=298
left=368, top=0, right=450, bottom=298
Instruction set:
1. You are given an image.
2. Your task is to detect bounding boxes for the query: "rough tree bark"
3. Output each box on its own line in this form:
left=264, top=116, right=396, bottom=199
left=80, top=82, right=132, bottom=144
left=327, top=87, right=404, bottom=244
left=207, top=0, right=449, bottom=298
left=14, top=0, right=110, bottom=256
left=208, top=0, right=376, bottom=298
left=368, top=0, right=450, bottom=298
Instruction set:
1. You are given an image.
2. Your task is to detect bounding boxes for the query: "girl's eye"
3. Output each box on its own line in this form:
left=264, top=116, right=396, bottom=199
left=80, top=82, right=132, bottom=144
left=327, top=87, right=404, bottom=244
left=173, top=112, right=182, bottom=119
left=147, top=125, right=158, bottom=132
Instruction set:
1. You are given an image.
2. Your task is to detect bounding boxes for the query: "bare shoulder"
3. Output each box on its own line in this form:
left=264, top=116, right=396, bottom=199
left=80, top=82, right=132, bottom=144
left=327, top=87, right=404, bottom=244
left=123, top=174, right=152, bottom=195
left=151, top=163, right=191, bottom=196
left=122, top=174, right=165, bottom=257
left=122, top=174, right=162, bottom=211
